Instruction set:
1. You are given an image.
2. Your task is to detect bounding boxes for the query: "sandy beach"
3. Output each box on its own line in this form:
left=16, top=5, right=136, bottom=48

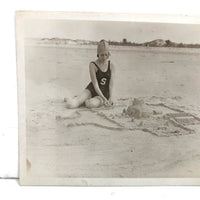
left=24, top=42, right=200, bottom=179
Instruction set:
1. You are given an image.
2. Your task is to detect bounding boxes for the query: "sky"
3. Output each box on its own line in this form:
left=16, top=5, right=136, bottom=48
left=24, top=19, right=200, bottom=44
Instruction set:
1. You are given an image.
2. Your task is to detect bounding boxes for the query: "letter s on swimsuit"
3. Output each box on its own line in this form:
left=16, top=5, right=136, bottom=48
left=100, top=78, right=107, bottom=85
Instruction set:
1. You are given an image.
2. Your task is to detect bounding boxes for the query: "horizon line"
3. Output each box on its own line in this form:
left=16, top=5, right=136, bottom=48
left=25, top=37, right=200, bottom=45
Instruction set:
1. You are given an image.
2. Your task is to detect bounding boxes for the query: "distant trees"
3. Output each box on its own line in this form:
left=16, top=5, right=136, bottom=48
left=108, top=38, right=142, bottom=46
left=39, top=38, right=200, bottom=49
left=165, top=40, right=171, bottom=47
left=177, top=43, right=184, bottom=48
left=123, top=38, right=127, bottom=44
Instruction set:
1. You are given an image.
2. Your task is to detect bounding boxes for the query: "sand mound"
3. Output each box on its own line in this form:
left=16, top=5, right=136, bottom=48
left=124, top=98, right=153, bottom=119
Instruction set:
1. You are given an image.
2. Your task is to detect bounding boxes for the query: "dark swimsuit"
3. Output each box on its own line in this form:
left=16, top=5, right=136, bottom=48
left=86, top=61, right=111, bottom=100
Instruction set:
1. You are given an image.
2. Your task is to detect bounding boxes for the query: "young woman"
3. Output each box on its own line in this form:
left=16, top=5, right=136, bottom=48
left=66, top=40, right=115, bottom=109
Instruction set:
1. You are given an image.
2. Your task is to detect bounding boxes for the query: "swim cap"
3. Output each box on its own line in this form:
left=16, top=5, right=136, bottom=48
left=97, top=40, right=110, bottom=55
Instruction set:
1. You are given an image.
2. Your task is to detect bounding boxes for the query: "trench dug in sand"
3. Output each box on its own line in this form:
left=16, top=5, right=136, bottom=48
left=57, top=97, right=200, bottom=137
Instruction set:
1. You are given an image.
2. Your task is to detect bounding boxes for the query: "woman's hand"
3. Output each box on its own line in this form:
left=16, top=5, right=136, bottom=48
left=108, top=97, right=114, bottom=106
left=101, top=97, right=109, bottom=106
left=103, top=98, right=113, bottom=107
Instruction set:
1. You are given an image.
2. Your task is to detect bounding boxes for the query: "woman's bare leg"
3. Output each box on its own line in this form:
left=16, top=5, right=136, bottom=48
left=85, top=96, right=104, bottom=108
left=66, top=89, right=91, bottom=108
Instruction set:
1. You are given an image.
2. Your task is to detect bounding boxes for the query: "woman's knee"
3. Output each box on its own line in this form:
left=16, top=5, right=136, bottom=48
left=66, top=90, right=91, bottom=109
left=85, top=97, right=102, bottom=108
left=66, top=98, right=79, bottom=109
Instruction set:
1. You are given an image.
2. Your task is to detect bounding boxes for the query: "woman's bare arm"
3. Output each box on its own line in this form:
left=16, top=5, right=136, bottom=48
left=109, top=62, right=115, bottom=104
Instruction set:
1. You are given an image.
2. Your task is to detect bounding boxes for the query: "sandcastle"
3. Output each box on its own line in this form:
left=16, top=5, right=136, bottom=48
left=123, top=98, right=154, bottom=119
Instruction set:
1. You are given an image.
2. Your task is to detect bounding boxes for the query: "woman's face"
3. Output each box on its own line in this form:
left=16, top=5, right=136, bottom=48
left=98, top=51, right=109, bottom=62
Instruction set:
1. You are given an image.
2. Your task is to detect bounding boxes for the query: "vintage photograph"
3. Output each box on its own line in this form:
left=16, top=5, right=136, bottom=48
left=16, top=12, right=200, bottom=185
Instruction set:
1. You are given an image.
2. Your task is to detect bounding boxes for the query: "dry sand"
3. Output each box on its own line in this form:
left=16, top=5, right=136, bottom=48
left=24, top=43, right=200, bottom=179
